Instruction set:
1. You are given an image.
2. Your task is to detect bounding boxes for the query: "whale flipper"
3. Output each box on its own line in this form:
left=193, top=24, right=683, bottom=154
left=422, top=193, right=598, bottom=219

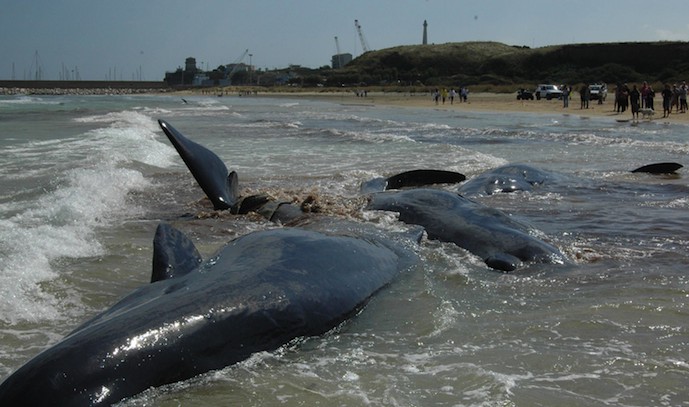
left=151, top=223, right=203, bottom=283
left=485, top=253, right=521, bottom=272
left=386, top=169, right=466, bottom=190
left=360, top=169, right=466, bottom=193
left=158, top=120, right=238, bottom=210
left=631, top=162, right=683, bottom=174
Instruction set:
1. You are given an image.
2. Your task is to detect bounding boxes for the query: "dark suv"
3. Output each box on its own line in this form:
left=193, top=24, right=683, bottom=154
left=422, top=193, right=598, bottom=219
left=517, top=89, right=534, bottom=100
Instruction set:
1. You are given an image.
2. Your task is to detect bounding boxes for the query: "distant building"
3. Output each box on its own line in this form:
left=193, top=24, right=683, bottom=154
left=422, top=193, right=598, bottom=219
left=331, top=53, right=352, bottom=69
left=185, top=57, right=198, bottom=72
left=164, top=56, right=200, bottom=86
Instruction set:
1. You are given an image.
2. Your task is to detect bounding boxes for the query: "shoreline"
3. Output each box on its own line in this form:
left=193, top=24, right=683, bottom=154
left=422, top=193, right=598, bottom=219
left=4, top=86, right=688, bottom=124
left=250, top=90, right=689, bottom=125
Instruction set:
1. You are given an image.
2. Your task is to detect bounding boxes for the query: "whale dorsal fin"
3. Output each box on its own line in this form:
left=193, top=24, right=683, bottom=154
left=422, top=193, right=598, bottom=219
left=158, top=120, right=238, bottom=210
left=151, top=223, right=203, bottom=283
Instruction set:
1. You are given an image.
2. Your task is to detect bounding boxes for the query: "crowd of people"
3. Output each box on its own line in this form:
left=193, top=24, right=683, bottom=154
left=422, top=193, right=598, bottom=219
left=432, top=87, right=469, bottom=104
left=560, top=81, right=688, bottom=119
left=613, top=81, right=688, bottom=119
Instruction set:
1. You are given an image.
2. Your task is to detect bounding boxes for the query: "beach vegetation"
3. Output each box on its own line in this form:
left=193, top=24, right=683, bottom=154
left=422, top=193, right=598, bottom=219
left=335, top=41, right=689, bottom=90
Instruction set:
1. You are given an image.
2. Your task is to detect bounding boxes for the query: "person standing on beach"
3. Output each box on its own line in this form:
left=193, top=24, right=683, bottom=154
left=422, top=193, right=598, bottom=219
left=641, top=81, right=649, bottom=109
left=679, top=81, right=688, bottom=113
left=661, top=83, right=673, bottom=118
left=671, top=84, right=680, bottom=113
left=645, top=84, right=655, bottom=111
left=580, top=84, right=590, bottom=109
left=562, top=85, right=570, bottom=108
left=630, top=84, right=640, bottom=120
left=449, top=89, right=456, bottom=104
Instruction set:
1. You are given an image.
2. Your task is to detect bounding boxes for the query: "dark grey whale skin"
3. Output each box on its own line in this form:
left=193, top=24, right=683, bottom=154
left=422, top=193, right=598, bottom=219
left=0, top=221, right=420, bottom=406
left=457, top=164, right=555, bottom=196
left=368, top=188, right=567, bottom=272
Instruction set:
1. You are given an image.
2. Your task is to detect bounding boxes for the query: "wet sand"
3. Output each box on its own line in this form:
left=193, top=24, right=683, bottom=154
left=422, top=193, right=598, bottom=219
left=253, top=91, right=689, bottom=125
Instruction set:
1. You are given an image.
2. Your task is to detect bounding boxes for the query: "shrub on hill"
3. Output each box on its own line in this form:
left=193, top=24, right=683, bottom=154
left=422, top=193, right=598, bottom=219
left=337, top=41, right=689, bottom=88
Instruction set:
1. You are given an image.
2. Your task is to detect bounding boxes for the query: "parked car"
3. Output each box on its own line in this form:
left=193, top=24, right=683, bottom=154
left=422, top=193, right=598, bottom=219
left=589, top=84, right=607, bottom=101
left=517, top=88, right=534, bottom=100
left=534, top=84, right=563, bottom=100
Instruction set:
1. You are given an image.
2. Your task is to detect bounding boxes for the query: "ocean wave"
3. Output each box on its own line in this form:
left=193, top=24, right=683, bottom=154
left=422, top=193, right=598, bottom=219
left=73, top=109, right=159, bottom=131
left=0, top=165, right=149, bottom=324
left=0, top=96, right=63, bottom=105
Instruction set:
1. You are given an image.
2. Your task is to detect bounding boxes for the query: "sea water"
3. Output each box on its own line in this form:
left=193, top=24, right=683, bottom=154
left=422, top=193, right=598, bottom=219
left=0, top=94, right=688, bottom=406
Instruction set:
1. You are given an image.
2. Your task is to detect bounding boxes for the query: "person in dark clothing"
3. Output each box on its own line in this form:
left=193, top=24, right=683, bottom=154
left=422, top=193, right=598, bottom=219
left=661, top=83, right=673, bottom=118
left=645, top=85, right=655, bottom=111
left=580, top=84, right=590, bottom=109
left=629, top=85, right=640, bottom=120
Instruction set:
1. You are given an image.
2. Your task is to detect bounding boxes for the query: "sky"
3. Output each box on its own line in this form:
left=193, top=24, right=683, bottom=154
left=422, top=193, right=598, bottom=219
left=2, top=0, right=689, bottom=81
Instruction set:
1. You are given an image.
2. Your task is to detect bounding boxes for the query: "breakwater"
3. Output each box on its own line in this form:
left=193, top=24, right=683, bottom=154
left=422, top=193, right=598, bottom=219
left=0, top=80, right=171, bottom=95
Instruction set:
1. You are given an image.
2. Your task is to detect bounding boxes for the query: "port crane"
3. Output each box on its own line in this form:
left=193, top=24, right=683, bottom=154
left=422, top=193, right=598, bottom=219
left=227, top=49, right=249, bottom=84
left=354, top=19, right=370, bottom=52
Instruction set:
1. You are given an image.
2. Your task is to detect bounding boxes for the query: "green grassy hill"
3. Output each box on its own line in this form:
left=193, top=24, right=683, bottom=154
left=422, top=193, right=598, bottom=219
left=333, top=41, right=689, bottom=88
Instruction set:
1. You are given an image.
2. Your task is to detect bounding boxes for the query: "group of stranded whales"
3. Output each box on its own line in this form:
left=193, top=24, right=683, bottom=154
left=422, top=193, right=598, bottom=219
left=0, top=119, right=681, bottom=405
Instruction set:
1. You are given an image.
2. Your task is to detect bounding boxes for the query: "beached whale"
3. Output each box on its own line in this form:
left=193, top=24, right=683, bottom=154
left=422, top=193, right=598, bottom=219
left=0, top=220, right=420, bottom=406
left=159, top=120, right=567, bottom=273
left=367, top=188, right=567, bottom=271
left=457, top=164, right=556, bottom=196
left=457, top=162, right=684, bottom=197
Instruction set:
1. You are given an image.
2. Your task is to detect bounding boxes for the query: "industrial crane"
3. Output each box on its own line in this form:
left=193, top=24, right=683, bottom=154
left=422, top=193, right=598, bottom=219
left=227, top=49, right=249, bottom=84
left=354, top=19, right=370, bottom=52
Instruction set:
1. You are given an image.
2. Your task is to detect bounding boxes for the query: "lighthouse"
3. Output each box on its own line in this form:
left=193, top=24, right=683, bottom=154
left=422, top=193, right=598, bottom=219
left=422, top=20, right=428, bottom=45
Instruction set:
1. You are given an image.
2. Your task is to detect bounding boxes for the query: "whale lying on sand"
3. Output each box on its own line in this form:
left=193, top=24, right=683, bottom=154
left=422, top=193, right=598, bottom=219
left=457, top=164, right=554, bottom=196
left=367, top=188, right=567, bottom=271
left=458, top=162, right=684, bottom=197
left=0, top=219, right=420, bottom=407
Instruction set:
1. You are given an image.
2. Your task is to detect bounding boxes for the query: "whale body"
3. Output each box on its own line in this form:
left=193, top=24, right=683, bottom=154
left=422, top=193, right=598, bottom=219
left=0, top=221, right=419, bottom=406
left=458, top=164, right=554, bottom=196
left=368, top=188, right=567, bottom=271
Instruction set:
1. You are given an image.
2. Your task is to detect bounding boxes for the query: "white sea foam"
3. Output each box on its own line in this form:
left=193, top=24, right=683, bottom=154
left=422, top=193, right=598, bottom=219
left=0, top=110, right=172, bottom=323
left=0, top=165, right=150, bottom=324
left=0, top=96, right=62, bottom=105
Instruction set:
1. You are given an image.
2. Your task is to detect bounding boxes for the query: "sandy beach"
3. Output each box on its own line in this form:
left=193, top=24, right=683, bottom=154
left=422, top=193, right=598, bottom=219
left=241, top=90, right=689, bottom=125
